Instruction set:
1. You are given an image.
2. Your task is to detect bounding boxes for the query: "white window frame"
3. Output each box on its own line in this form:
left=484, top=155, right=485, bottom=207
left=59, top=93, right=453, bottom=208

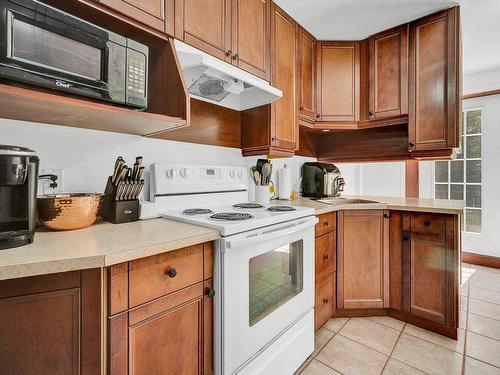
left=433, top=108, right=482, bottom=233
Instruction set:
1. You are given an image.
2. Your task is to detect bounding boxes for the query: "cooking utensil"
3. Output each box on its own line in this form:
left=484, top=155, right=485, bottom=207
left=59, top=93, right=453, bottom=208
left=261, top=163, right=271, bottom=185
left=253, top=170, right=261, bottom=186
left=37, top=193, right=103, bottom=231
left=256, top=159, right=268, bottom=174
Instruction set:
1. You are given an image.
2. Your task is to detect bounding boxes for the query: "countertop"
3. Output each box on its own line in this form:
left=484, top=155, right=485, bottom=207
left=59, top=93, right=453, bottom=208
left=270, top=195, right=464, bottom=215
left=0, top=219, right=219, bottom=281
left=1, top=195, right=463, bottom=281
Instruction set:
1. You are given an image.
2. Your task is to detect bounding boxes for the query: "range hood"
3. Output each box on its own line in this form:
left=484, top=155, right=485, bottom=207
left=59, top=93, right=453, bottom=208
left=173, top=40, right=282, bottom=111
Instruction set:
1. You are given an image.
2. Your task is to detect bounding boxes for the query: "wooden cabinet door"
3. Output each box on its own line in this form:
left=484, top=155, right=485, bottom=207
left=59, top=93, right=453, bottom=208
left=126, top=283, right=209, bottom=375
left=298, top=27, right=316, bottom=124
left=317, top=41, right=360, bottom=122
left=175, top=0, right=231, bottom=61
left=408, top=7, right=461, bottom=152
left=270, top=4, right=297, bottom=150
left=231, top=0, right=270, bottom=80
left=403, top=232, right=449, bottom=324
left=315, top=275, right=335, bottom=330
left=369, top=25, right=408, bottom=119
left=337, top=210, right=389, bottom=309
left=100, top=0, right=166, bottom=31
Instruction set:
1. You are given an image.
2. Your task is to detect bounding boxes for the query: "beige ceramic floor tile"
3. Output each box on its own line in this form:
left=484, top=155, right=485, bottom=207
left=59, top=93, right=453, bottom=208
left=300, top=359, right=341, bottom=375
left=313, top=327, right=335, bottom=356
left=466, top=332, right=500, bottom=368
left=392, top=333, right=463, bottom=375
left=382, top=358, right=426, bottom=375
left=316, top=334, right=388, bottom=375
left=367, top=316, right=405, bottom=331
left=461, top=283, right=470, bottom=296
left=469, top=298, right=500, bottom=320
left=323, top=317, right=349, bottom=333
left=470, top=287, right=500, bottom=305
left=468, top=313, right=500, bottom=341
left=460, top=310, right=467, bottom=329
left=294, top=357, right=313, bottom=375
left=339, top=318, right=400, bottom=355
left=403, top=324, right=465, bottom=353
left=464, top=357, right=500, bottom=375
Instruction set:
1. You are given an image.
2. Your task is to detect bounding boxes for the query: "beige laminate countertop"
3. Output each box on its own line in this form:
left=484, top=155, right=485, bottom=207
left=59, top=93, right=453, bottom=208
left=0, top=218, right=219, bottom=281
left=271, top=195, right=464, bottom=216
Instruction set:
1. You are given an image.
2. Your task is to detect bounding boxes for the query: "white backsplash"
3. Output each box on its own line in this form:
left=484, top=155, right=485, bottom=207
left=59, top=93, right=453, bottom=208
left=0, top=119, right=315, bottom=200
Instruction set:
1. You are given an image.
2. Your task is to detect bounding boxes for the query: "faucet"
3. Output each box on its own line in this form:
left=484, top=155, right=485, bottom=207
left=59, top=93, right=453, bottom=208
left=38, top=174, right=58, bottom=189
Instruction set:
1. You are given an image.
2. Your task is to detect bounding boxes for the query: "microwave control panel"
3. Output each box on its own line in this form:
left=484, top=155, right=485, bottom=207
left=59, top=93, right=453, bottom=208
left=126, top=48, right=147, bottom=108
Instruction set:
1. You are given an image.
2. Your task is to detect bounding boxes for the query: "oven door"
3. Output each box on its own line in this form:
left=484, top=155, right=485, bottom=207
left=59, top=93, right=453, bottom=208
left=218, top=216, right=316, bottom=374
left=0, top=0, right=125, bottom=102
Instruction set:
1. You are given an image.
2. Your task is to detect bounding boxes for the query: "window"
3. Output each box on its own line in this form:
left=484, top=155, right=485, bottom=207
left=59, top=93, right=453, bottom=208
left=434, top=109, right=482, bottom=233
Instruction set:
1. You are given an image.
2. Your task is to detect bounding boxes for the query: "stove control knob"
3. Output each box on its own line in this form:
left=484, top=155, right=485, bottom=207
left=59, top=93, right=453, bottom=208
left=229, top=169, right=236, bottom=178
left=237, top=170, right=244, bottom=179
left=166, top=169, right=177, bottom=179
left=180, top=168, right=190, bottom=178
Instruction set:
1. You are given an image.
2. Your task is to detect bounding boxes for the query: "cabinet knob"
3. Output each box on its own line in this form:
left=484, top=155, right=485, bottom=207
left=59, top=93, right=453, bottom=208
left=233, top=53, right=239, bottom=61
left=424, top=219, right=431, bottom=226
left=205, top=288, right=216, bottom=299
left=166, top=267, right=177, bottom=278
left=369, top=111, right=374, bottom=116
left=316, top=113, right=321, bottom=119
left=403, top=235, right=410, bottom=241
left=323, top=221, right=329, bottom=227
left=408, top=142, right=415, bottom=148
left=323, top=298, right=329, bottom=304
left=226, top=50, right=233, bottom=57
left=323, top=254, right=329, bottom=261
left=384, top=213, right=390, bottom=219
left=299, top=106, right=304, bottom=111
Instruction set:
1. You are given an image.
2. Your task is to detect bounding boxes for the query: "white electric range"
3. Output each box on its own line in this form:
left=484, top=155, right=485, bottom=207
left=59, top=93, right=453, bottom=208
left=149, top=164, right=316, bottom=375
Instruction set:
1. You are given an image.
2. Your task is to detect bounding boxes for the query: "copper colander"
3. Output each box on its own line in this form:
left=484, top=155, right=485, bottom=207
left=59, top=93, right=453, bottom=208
left=37, top=193, right=104, bottom=231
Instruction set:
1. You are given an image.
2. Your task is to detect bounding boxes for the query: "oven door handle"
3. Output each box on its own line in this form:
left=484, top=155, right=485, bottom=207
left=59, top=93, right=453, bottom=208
left=225, top=217, right=318, bottom=249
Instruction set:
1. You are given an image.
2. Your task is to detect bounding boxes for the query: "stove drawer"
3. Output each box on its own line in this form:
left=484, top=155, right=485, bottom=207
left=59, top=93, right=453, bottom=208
left=129, top=244, right=204, bottom=308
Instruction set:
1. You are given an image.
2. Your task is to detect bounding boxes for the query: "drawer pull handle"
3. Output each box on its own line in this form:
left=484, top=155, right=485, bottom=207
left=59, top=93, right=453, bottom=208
left=166, top=267, right=177, bottom=278
left=424, top=220, right=431, bottom=226
left=403, top=235, right=410, bottom=241
left=323, top=298, right=329, bottom=304
left=205, top=288, right=216, bottom=299
left=323, top=221, right=329, bottom=227
left=323, top=254, right=329, bottom=261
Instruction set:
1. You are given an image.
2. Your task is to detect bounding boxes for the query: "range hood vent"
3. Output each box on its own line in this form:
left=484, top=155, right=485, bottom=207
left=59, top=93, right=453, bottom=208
left=174, top=40, right=282, bottom=111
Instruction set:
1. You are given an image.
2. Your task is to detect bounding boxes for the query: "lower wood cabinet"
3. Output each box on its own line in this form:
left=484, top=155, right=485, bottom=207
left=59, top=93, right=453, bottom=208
left=0, top=269, right=102, bottom=375
left=337, top=210, right=390, bottom=310
left=107, top=241, right=215, bottom=375
left=314, top=213, right=336, bottom=330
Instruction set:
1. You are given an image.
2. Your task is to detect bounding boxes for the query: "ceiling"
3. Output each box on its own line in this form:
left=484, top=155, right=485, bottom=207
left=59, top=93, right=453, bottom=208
left=274, top=0, right=500, bottom=75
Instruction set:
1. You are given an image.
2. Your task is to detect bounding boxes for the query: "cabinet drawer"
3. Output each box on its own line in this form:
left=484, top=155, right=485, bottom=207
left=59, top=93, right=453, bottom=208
left=316, top=212, right=336, bottom=237
left=315, top=274, right=335, bottom=330
left=129, top=244, right=204, bottom=307
left=411, top=212, right=446, bottom=235
left=315, top=232, right=336, bottom=282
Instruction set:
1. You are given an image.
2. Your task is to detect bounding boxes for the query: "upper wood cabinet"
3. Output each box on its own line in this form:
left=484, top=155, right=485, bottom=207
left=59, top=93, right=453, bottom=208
left=99, top=0, right=166, bottom=31
left=316, top=41, right=360, bottom=122
left=230, top=0, right=271, bottom=80
left=408, top=7, right=461, bottom=152
left=337, top=210, right=389, bottom=310
left=241, top=3, right=297, bottom=157
left=174, top=0, right=271, bottom=80
left=368, top=25, right=408, bottom=120
left=298, top=27, right=317, bottom=125
left=174, top=0, right=230, bottom=61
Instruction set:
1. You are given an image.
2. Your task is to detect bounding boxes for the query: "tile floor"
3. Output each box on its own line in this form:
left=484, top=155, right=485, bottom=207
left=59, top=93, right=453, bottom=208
left=297, top=263, right=500, bottom=375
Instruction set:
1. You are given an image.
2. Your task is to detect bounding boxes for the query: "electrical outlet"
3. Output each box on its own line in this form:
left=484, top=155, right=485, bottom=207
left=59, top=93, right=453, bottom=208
left=39, top=168, right=64, bottom=195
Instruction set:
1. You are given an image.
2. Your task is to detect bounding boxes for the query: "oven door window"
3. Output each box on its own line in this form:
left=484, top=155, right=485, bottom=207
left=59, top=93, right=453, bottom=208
left=249, top=240, right=303, bottom=326
left=9, top=16, right=102, bottom=81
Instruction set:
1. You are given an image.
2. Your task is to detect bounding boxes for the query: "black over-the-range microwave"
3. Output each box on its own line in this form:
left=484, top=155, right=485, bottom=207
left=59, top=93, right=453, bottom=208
left=0, top=0, right=148, bottom=109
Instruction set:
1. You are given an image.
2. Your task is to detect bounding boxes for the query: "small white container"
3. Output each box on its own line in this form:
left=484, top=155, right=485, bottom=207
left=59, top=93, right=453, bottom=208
left=254, top=185, right=270, bottom=205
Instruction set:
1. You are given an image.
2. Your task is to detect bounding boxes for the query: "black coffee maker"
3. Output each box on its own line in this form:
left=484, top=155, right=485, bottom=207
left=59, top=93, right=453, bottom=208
left=0, top=145, right=39, bottom=249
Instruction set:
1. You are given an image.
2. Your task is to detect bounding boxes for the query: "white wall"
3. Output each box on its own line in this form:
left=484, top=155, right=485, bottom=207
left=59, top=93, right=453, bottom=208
left=0, top=118, right=314, bottom=200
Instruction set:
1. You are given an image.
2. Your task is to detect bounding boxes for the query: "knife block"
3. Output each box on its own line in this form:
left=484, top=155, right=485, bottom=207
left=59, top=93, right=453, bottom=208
left=102, top=176, right=139, bottom=224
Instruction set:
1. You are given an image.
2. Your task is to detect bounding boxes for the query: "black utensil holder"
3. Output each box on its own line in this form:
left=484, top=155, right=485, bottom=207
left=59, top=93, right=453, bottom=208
left=102, top=177, right=139, bottom=224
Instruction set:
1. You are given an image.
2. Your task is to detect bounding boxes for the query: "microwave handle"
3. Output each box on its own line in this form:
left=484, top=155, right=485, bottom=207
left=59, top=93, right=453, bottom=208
left=225, top=217, right=318, bottom=250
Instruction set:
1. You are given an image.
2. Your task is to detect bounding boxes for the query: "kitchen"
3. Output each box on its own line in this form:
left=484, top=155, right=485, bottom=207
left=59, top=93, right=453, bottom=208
left=0, top=0, right=499, bottom=374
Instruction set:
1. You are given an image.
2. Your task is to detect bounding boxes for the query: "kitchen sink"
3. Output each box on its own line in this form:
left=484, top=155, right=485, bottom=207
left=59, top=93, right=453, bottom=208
left=317, top=198, right=380, bottom=205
